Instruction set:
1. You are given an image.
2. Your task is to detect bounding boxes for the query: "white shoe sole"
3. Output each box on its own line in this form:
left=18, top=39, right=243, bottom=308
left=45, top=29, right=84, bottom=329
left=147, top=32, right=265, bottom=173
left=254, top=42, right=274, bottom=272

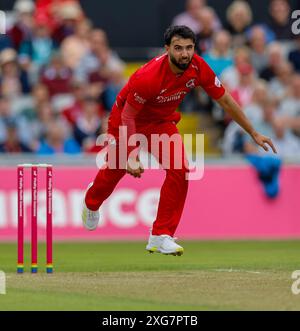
left=146, top=246, right=184, bottom=256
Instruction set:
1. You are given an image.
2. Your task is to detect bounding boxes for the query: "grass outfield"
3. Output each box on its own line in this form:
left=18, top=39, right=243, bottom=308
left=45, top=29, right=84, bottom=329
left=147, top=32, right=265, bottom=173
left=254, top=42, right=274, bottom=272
left=1, top=240, right=300, bottom=311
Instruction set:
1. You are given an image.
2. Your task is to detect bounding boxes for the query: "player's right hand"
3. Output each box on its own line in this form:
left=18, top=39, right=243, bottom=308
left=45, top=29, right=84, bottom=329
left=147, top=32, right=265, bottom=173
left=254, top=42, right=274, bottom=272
left=126, top=158, right=144, bottom=178
left=251, top=131, right=277, bottom=154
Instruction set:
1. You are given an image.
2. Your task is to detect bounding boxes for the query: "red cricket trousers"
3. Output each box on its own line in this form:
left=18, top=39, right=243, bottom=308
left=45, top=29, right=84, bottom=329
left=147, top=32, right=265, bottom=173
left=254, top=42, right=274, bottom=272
left=85, top=120, right=189, bottom=236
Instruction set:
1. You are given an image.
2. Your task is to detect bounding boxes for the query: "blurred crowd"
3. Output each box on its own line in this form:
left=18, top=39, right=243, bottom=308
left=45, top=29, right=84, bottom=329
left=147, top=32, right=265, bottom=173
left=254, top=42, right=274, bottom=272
left=0, top=0, right=300, bottom=160
left=173, top=0, right=300, bottom=160
left=0, top=0, right=125, bottom=154
left=173, top=0, right=300, bottom=198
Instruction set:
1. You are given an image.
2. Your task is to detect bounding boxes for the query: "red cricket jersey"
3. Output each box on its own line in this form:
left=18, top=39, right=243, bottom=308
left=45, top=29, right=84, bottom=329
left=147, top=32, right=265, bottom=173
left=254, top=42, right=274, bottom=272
left=108, top=53, right=225, bottom=130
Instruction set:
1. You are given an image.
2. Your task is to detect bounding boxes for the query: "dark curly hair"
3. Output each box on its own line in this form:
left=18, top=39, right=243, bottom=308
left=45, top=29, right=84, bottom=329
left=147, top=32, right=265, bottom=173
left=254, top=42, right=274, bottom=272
left=164, top=25, right=196, bottom=46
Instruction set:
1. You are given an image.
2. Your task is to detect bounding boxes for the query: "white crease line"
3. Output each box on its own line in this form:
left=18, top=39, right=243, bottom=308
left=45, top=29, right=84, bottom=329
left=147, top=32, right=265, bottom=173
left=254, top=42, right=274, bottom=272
left=213, top=269, right=262, bottom=274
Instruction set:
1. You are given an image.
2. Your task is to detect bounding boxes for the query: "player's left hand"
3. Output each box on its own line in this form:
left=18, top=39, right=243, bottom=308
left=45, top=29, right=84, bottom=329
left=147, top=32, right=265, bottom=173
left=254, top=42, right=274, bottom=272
left=251, top=131, right=277, bottom=154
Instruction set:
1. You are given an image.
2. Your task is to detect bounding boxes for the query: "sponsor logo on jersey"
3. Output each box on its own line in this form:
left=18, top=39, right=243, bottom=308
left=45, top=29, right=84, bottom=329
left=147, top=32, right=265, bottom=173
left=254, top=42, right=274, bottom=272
left=156, top=91, right=187, bottom=103
left=134, top=93, right=146, bottom=104
left=186, top=79, right=196, bottom=89
left=215, top=77, right=222, bottom=88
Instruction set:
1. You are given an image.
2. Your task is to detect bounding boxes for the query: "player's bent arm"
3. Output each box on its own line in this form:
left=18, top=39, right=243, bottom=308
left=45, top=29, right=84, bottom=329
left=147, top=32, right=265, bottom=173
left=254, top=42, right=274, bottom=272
left=217, top=91, right=277, bottom=154
left=121, top=102, right=139, bottom=142
left=121, top=102, right=144, bottom=178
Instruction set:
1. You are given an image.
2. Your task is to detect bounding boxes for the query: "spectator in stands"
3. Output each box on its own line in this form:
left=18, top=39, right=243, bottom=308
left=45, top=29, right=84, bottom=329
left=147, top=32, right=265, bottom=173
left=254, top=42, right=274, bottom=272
left=244, top=80, right=270, bottom=123
left=0, top=118, right=32, bottom=153
left=0, top=48, right=31, bottom=98
left=225, top=0, right=253, bottom=48
left=219, top=62, right=256, bottom=133
left=0, top=35, right=13, bottom=53
left=267, top=0, right=294, bottom=41
left=8, top=0, right=35, bottom=51
left=195, top=7, right=220, bottom=55
left=89, top=42, right=125, bottom=85
left=231, top=63, right=256, bottom=108
left=61, top=18, right=92, bottom=70
left=17, top=83, right=50, bottom=123
left=246, top=24, right=276, bottom=45
left=32, top=82, right=51, bottom=109
left=0, top=17, right=12, bottom=52
left=226, top=78, right=293, bottom=145
left=102, top=68, right=127, bottom=111
left=37, top=117, right=80, bottom=154
left=52, top=1, right=83, bottom=45
left=289, top=36, right=300, bottom=73
left=62, top=80, right=87, bottom=125
left=2, top=0, right=297, bottom=159
left=75, top=29, right=125, bottom=84
left=244, top=96, right=300, bottom=194
left=222, top=80, right=269, bottom=154
left=73, top=96, right=104, bottom=148
left=0, top=93, right=33, bottom=151
left=25, top=103, right=54, bottom=149
left=248, top=26, right=269, bottom=73
left=243, top=99, right=282, bottom=199
left=16, top=84, right=53, bottom=149
left=74, top=29, right=106, bottom=82
left=19, top=19, right=57, bottom=82
left=0, top=95, right=14, bottom=144
left=40, top=52, right=73, bottom=96
left=269, top=61, right=294, bottom=105
left=172, top=0, right=206, bottom=34
left=202, top=30, right=233, bottom=77
left=75, top=28, right=125, bottom=110
left=271, top=118, right=300, bottom=158
left=34, top=0, right=82, bottom=31
left=35, top=0, right=58, bottom=29
left=221, top=46, right=251, bottom=90
left=260, top=42, right=285, bottom=81
left=277, top=74, right=300, bottom=136
left=88, top=44, right=126, bottom=110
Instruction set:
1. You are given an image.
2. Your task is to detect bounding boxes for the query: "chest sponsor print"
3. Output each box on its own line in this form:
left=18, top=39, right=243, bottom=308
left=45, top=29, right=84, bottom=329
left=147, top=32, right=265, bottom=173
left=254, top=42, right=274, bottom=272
left=156, top=91, right=187, bottom=103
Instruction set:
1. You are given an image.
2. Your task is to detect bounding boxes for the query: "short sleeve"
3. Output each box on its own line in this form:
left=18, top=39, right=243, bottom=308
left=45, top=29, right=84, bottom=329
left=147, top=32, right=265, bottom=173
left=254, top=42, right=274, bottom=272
left=126, top=74, right=151, bottom=111
left=198, top=58, right=225, bottom=100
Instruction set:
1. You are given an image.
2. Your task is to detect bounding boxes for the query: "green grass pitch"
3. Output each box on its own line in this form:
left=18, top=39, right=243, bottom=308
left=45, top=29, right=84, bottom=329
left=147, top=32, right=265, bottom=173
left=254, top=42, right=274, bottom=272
left=1, top=240, right=300, bottom=310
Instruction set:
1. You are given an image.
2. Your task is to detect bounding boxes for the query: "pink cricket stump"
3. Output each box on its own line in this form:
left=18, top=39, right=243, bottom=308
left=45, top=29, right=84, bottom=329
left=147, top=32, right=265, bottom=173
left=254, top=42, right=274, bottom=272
left=31, top=166, right=38, bottom=273
left=46, top=166, right=53, bottom=273
left=17, top=166, right=24, bottom=273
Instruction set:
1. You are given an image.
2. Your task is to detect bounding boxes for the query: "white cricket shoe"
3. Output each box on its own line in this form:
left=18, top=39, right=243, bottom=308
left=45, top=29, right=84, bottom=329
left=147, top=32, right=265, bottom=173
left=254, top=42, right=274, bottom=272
left=82, top=183, right=100, bottom=231
left=146, top=234, right=184, bottom=256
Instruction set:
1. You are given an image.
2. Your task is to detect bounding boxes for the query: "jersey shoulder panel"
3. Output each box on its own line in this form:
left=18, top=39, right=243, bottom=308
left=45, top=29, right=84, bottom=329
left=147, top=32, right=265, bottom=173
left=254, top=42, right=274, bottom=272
left=191, top=53, right=204, bottom=70
left=133, top=53, right=168, bottom=81
left=128, top=53, right=167, bottom=95
left=192, top=53, right=225, bottom=100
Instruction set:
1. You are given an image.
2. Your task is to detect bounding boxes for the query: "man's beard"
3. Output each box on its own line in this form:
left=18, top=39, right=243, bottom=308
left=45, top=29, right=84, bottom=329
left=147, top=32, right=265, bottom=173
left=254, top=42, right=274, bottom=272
left=170, top=54, right=192, bottom=71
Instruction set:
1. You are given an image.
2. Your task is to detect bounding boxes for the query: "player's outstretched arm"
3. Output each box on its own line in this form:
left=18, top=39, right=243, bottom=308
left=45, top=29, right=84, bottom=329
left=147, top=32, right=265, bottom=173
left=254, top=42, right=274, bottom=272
left=216, top=91, right=277, bottom=154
